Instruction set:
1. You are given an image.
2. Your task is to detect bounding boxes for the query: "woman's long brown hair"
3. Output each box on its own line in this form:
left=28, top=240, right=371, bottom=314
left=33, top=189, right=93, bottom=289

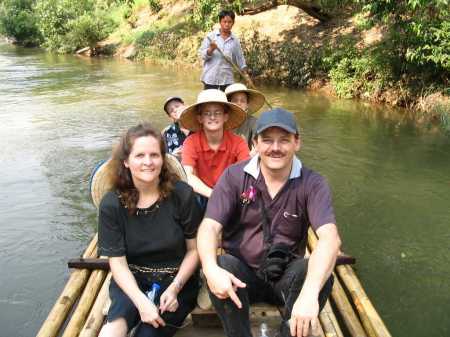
left=111, top=123, right=179, bottom=214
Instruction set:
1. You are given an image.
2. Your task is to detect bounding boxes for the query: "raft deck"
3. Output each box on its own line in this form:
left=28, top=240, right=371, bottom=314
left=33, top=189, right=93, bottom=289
left=36, top=229, right=392, bottom=337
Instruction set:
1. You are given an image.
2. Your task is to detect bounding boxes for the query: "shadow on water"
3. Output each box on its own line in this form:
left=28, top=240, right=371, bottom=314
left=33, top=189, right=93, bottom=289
left=0, top=42, right=449, bottom=337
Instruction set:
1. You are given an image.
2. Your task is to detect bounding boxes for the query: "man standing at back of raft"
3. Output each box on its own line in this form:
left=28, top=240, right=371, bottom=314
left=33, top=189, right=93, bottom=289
left=180, top=89, right=250, bottom=203
left=199, top=10, right=249, bottom=91
left=197, top=108, right=342, bottom=337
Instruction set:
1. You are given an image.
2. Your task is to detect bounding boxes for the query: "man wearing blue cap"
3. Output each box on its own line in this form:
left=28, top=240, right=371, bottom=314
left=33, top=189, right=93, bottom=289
left=197, top=108, right=342, bottom=337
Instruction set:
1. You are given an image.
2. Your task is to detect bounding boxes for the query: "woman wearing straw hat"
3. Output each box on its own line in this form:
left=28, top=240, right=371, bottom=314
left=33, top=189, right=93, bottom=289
left=97, top=123, right=202, bottom=337
left=179, top=89, right=250, bottom=201
left=225, top=83, right=266, bottom=150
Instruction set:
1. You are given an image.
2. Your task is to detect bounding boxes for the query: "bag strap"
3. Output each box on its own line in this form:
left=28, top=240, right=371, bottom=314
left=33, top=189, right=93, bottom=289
left=258, top=191, right=273, bottom=245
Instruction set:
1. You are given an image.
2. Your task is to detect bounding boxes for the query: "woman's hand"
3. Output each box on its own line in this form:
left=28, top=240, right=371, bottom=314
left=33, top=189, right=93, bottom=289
left=137, top=296, right=165, bottom=328
left=159, top=284, right=179, bottom=314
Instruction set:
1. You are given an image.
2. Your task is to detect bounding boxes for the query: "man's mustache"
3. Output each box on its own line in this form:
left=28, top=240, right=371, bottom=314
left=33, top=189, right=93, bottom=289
left=267, top=151, right=285, bottom=157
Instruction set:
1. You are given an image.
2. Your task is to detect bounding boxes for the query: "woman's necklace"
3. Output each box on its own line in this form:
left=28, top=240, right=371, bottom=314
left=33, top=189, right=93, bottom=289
left=136, top=192, right=160, bottom=216
left=136, top=203, right=160, bottom=216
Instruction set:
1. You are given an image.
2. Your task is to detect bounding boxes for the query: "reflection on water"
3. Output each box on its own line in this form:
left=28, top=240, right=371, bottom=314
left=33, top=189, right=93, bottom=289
left=0, top=42, right=449, bottom=337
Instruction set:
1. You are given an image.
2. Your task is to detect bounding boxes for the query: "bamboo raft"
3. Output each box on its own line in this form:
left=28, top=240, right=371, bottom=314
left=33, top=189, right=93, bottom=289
left=37, top=227, right=392, bottom=337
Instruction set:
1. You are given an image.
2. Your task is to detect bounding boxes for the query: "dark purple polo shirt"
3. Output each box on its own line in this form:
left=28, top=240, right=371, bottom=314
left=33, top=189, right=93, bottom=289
left=205, top=156, right=336, bottom=269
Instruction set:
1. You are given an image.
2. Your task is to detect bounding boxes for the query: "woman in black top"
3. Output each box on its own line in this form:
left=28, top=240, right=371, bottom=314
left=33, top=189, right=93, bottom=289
left=98, top=123, right=202, bottom=337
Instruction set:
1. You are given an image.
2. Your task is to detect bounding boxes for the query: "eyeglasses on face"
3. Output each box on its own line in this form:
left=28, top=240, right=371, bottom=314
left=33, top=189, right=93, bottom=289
left=201, top=111, right=224, bottom=118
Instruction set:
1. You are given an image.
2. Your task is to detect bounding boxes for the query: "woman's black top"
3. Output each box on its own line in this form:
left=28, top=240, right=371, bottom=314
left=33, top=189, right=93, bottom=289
left=98, top=181, right=202, bottom=268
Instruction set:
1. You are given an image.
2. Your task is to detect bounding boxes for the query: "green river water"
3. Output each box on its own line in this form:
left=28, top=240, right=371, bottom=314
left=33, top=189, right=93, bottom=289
left=0, top=42, right=449, bottom=337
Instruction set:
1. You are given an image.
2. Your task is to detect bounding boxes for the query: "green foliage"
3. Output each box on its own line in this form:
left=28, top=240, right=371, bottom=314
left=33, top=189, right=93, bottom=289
left=148, top=0, right=161, bottom=13
left=65, top=12, right=115, bottom=52
left=35, top=0, right=92, bottom=51
left=360, top=0, right=450, bottom=74
left=190, top=0, right=247, bottom=30
left=34, top=0, right=117, bottom=52
left=190, top=0, right=221, bottom=30
left=0, top=0, right=41, bottom=45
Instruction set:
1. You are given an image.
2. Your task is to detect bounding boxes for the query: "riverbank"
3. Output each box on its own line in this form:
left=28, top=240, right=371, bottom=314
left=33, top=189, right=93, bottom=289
left=90, top=1, right=449, bottom=130
left=1, top=0, right=448, bottom=129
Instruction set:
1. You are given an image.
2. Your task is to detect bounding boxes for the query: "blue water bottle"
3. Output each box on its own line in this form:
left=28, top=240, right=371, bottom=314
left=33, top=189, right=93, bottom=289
left=146, top=282, right=161, bottom=304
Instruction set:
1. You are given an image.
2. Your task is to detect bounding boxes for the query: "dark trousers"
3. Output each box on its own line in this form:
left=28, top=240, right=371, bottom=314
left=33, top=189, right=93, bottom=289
left=208, top=254, right=333, bottom=337
left=108, top=275, right=199, bottom=337
left=203, top=82, right=231, bottom=92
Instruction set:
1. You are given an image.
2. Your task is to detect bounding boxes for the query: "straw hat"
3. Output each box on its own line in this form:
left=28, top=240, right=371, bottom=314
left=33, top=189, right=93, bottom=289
left=179, top=89, right=246, bottom=132
left=89, top=154, right=187, bottom=209
left=225, top=83, right=266, bottom=115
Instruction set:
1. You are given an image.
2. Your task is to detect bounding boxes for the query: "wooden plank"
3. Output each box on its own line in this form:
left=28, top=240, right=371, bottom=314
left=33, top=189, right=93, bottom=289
left=68, top=258, right=109, bottom=270
left=191, top=303, right=280, bottom=328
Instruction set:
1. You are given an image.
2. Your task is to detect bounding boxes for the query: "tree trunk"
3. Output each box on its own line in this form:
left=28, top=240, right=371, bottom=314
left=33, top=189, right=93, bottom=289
left=238, top=0, right=331, bottom=23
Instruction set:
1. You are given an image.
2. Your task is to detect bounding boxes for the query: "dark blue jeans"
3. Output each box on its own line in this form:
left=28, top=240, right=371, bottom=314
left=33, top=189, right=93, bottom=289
left=208, top=254, right=333, bottom=337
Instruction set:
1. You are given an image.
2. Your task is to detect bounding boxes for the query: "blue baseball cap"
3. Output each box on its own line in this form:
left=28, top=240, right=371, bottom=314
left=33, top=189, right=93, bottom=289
left=255, top=108, right=299, bottom=135
left=163, top=96, right=184, bottom=113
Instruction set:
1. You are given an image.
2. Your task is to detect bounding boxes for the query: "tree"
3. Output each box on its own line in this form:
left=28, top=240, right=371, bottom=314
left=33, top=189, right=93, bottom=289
left=235, top=0, right=331, bottom=22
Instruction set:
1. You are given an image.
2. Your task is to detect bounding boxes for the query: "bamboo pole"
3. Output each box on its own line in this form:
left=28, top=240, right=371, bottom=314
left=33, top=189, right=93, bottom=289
left=206, top=36, right=273, bottom=109
left=61, top=268, right=107, bottom=337
left=305, top=248, right=345, bottom=337
left=36, top=235, right=98, bottom=337
left=330, top=273, right=367, bottom=337
left=308, top=228, right=392, bottom=337
left=319, top=300, right=344, bottom=337
left=78, top=273, right=111, bottom=337
left=337, top=265, right=392, bottom=337
left=307, top=229, right=367, bottom=337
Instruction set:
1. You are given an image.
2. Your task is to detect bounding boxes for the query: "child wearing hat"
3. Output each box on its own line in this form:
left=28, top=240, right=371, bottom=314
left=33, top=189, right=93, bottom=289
left=162, top=96, right=190, bottom=157
left=180, top=89, right=250, bottom=200
left=224, top=83, right=266, bottom=150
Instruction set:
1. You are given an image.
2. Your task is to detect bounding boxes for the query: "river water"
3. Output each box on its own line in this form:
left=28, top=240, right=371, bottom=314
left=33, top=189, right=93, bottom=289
left=0, top=42, right=449, bottom=337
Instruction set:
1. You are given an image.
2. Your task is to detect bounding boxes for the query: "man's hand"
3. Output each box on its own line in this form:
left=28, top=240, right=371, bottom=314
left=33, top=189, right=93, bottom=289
left=289, top=291, right=320, bottom=337
left=159, top=285, right=179, bottom=314
left=207, top=40, right=218, bottom=55
left=137, top=296, right=166, bottom=328
left=204, top=265, right=246, bottom=308
left=243, top=72, right=255, bottom=89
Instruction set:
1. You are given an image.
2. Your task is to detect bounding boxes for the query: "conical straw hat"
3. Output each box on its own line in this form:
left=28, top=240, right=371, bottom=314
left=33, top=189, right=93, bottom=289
left=179, top=89, right=246, bottom=132
left=89, top=154, right=187, bottom=209
left=225, top=83, right=266, bottom=115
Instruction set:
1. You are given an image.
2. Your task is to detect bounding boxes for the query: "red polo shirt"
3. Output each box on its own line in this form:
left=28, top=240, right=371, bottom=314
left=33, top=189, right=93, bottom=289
left=182, top=130, right=250, bottom=188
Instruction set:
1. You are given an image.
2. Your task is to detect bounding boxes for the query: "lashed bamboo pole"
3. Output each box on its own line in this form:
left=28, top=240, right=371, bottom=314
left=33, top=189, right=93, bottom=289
left=61, top=268, right=107, bottom=337
left=305, top=248, right=344, bottom=337
left=330, top=275, right=367, bottom=337
left=308, top=228, right=392, bottom=337
left=307, top=229, right=367, bottom=337
left=36, top=235, right=98, bottom=337
left=319, top=300, right=344, bottom=337
left=317, top=319, right=326, bottom=337
left=78, top=273, right=111, bottom=337
left=338, top=265, right=392, bottom=337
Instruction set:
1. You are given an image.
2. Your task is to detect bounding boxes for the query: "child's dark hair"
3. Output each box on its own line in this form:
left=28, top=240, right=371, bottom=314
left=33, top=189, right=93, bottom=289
left=218, top=10, right=235, bottom=22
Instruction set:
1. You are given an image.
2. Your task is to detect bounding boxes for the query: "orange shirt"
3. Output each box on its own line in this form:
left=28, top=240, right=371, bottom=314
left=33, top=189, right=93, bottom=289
left=182, top=130, right=250, bottom=188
